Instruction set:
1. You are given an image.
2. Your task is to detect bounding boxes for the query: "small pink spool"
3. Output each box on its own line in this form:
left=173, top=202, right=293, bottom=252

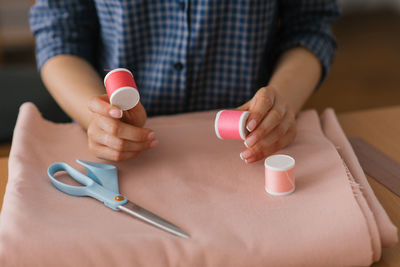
left=215, top=110, right=250, bottom=140
left=264, top=154, right=295, bottom=196
left=104, top=68, right=140, bottom=110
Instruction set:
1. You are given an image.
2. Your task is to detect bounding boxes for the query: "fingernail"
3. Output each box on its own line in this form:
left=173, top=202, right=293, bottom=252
left=241, top=149, right=252, bottom=159
left=246, top=119, right=257, bottom=132
left=147, top=132, right=155, bottom=140
left=109, top=108, right=122, bottom=118
left=240, top=153, right=249, bottom=164
left=246, top=157, right=256, bottom=164
left=244, top=135, right=257, bottom=147
left=150, top=140, right=158, bottom=148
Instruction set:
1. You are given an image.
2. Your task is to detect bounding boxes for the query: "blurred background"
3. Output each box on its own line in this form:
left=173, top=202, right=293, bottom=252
left=0, top=0, right=399, bottom=156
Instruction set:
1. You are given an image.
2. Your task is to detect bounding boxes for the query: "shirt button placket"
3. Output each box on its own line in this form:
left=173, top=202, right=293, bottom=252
left=178, top=1, right=186, bottom=11
left=175, top=0, right=189, bottom=111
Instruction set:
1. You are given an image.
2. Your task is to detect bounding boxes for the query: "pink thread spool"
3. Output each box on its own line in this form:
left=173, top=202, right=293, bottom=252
left=264, top=154, right=295, bottom=196
left=104, top=68, right=140, bottom=110
left=215, top=110, right=250, bottom=140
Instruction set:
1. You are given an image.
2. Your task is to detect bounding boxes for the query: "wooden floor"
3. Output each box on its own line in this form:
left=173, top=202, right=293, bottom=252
left=1, top=10, right=399, bottom=157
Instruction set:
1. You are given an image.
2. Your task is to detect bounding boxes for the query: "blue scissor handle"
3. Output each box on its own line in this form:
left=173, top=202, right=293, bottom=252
left=76, top=160, right=120, bottom=194
left=48, top=161, right=128, bottom=210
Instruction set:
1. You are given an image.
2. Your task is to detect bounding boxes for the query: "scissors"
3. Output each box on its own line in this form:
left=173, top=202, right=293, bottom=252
left=47, top=159, right=189, bottom=239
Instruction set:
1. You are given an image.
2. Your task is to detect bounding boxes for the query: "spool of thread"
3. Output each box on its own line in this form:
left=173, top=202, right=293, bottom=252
left=215, top=110, right=250, bottom=140
left=264, top=154, right=295, bottom=196
left=104, top=68, right=140, bottom=111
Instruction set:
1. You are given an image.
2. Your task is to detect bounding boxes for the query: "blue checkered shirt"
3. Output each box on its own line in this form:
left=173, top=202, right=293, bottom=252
left=30, top=1, right=339, bottom=116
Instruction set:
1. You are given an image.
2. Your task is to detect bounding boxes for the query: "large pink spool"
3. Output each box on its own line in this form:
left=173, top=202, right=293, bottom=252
left=215, top=110, right=250, bottom=140
left=264, top=154, right=295, bottom=196
left=104, top=68, right=140, bottom=111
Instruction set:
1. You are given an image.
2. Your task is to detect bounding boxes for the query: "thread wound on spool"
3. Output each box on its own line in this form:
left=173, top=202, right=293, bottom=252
left=214, top=110, right=250, bottom=140
left=104, top=69, right=136, bottom=90
left=104, top=68, right=140, bottom=111
left=264, top=154, right=295, bottom=196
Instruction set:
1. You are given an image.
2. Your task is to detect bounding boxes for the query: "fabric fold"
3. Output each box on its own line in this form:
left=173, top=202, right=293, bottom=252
left=0, top=103, right=396, bottom=267
left=320, top=108, right=398, bottom=248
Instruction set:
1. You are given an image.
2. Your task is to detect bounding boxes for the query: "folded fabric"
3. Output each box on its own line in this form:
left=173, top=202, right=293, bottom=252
left=0, top=103, right=397, bottom=266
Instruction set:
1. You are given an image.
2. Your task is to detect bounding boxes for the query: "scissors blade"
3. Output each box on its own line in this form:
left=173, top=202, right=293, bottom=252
left=118, top=201, right=189, bottom=239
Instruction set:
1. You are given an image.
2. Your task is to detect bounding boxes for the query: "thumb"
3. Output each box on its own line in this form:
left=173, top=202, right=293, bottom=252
left=123, top=101, right=147, bottom=127
left=236, top=99, right=252, bottom=111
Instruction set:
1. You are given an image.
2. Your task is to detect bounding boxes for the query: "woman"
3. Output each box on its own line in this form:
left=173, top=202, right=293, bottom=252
left=30, top=0, right=340, bottom=162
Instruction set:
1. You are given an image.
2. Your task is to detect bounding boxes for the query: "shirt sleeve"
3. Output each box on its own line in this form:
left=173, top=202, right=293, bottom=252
left=277, top=0, right=340, bottom=84
left=29, top=0, right=99, bottom=70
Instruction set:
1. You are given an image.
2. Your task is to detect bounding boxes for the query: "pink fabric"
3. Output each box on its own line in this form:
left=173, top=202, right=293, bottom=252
left=320, top=108, right=398, bottom=255
left=0, top=103, right=397, bottom=266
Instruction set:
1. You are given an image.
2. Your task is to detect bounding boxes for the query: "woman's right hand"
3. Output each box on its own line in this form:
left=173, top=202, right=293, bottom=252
left=87, top=95, right=158, bottom=161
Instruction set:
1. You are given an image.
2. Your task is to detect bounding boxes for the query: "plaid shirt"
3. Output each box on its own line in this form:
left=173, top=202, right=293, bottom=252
left=30, top=0, right=339, bottom=116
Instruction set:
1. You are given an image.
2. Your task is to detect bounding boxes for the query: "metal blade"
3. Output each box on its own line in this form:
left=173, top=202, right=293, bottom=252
left=118, top=201, right=190, bottom=239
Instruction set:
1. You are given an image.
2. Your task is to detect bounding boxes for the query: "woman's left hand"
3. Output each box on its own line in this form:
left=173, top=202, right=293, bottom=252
left=237, top=85, right=297, bottom=163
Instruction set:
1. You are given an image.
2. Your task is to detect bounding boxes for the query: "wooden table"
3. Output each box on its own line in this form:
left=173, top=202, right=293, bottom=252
left=0, top=157, right=7, bottom=211
left=339, top=106, right=400, bottom=266
left=0, top=106, right=399, bottom=266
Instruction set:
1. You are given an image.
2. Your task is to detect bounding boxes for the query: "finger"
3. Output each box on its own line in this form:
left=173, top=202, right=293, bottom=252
left=90, top=127, right=157, bottom=152
left=250, top=124, right=296, bottom=163
left=240, top=120, right=296, bottom=163
left=241, top=144, right=278, bottom=164
left=254, top=114, right=293, bottom=149
left=245, top=86, right=276, bottom=132
left=278, top=123, right=297, bottom=150
left=88, top=95, right=122, bottom=119
left=236, top=100, right=251, bottom=111
left=244, top=109, right=292, bottom=148
left=88, top=140, right=140, bottom=161
left=123, top=101, right=147, bottom=127
left=95, top=115, right=155, bottom=142
left=241, top=129, right=284, bottom=163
